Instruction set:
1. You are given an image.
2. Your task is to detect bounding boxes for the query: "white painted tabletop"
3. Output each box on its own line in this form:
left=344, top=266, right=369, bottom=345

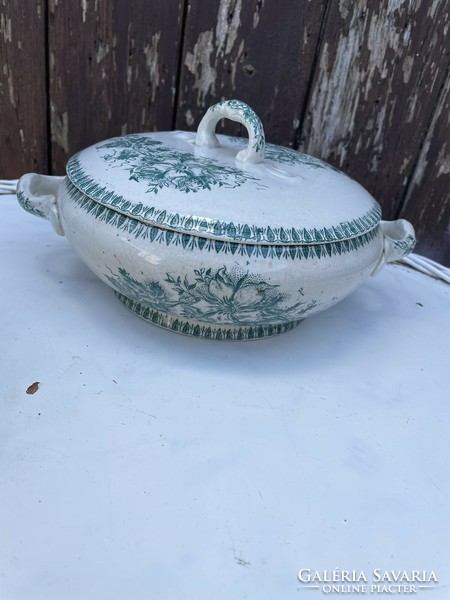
left=1, top=194, right=449, bottom=600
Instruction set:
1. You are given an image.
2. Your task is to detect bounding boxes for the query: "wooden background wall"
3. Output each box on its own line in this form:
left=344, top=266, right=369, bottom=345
left=1, top=0, right=449, bottom=265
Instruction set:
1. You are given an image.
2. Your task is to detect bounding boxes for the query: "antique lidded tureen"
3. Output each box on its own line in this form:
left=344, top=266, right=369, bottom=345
left=17, top=100, right=415, bottom=340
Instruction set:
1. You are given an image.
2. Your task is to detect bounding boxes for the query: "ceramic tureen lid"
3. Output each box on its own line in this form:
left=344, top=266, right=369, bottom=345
left=66, top=100, right=381, bottom=246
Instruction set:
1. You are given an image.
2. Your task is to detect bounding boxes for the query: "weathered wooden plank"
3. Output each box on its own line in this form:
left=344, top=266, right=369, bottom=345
left=298, top=0, right=450, bottom=221
left=399, top=68, right=450, bottom=266
left=48, top=0, right=185, bottom=174
left=176, top=0, right=327, bottom=146
left=0, top=0, right=48, bottom=178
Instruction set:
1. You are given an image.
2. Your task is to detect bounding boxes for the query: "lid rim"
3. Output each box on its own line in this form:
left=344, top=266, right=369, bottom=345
left=66, top=158, right=381, bottom=246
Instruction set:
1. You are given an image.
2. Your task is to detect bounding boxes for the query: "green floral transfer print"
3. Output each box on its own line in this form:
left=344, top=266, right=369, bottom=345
left=96, top=134, right=259, bottom=193
left=105, top=265, right=318, bottom=325
left=211, top=100, right=265, bottom=155
left=17, top=189, right=46, bottom=219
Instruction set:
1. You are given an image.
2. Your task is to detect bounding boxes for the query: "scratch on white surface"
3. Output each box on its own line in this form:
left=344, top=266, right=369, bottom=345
left=184, top=29, right=216, bottom=106
left=144, top=31, right=161, bottom=103
left=116, top=403, right=157, bottom=419
left=235, top=556, right=251, bottom=567
left=31, top=442, right=70, bottom=459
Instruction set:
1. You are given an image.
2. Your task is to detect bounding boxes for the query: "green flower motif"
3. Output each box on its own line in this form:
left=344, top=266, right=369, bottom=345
left=97, top=134, right=258, bottom=194
left=104, top=265, right=318, bottom=325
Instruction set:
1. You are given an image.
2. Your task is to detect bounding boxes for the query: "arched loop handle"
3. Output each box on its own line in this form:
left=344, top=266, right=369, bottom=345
left=195, top=100, right=265, bottom=164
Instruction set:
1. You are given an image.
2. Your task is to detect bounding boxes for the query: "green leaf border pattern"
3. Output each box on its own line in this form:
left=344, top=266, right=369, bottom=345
left=66, top=162, right=381, bottom=245
left=117, top=293, right=303, bottom=340
left=65, top=180, right=380, bottom=260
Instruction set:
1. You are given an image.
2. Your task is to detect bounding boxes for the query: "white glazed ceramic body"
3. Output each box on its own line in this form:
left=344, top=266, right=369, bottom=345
left=17, top=175, right=414, bottom=340
left=16, top=100, right=416, bottom=340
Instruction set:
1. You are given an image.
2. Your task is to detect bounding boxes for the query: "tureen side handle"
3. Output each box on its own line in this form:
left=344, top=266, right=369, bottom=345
left=195, top=99, right=265, bottom=164
left=371, top=219, right=416, bottom=276
left=17, top=173, right=65, bottom=236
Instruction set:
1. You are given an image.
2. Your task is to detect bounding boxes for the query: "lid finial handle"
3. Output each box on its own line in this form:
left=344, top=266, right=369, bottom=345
left=195, top=100, right=265, bottom=164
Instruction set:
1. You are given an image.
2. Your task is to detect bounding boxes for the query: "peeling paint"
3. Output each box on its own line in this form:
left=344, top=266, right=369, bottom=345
left=51, top=103, right=69, bottom=154
left=185, top=109, right=194, bottom=126
left=406, top=92, right=419, bottom=123
left=184, top=29, right=216, bottom=106
left=216, top=0, right=242, bottom=56
left=403, top=67, right=450, bottom=216
left=2, top=64, right=16, bottom=108
left=96, top=42, right=109, bottom=64
left=304, top=0, right=448, bottom=192
left=81, top=0, right=88, bottom=23
left=306, top=32, right=362, bottom=165
left=428, top=0, right=441, bottom=20
left=0, top=15, right=12, bottom=42
left=437, top=144, right=450, bottom=177
left=144, top=31, right=161, bottom=103
left=365, top=6, right=406, bottom=100
left=399, top=156, right=410, bottom=174
left=231, top=39, right=245, bottom=88
left=402, top=55, right=414, bottom=84
left=253, top=0, right=265, bottom=28
left=49, top=0, right=59, bottom=13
